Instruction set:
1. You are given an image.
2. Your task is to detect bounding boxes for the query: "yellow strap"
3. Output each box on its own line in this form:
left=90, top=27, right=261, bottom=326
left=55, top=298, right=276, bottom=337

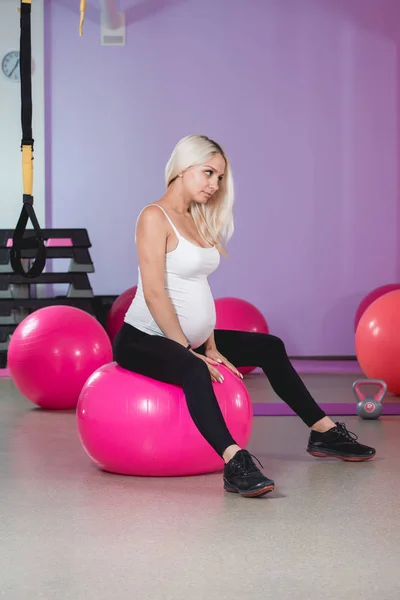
left=79, top=0, right=86, bottom=36
left=21, top=0, right=33, bottom=197
left=22, top=145, right=33, bottom=196
left=18, top=1, right=32, bottom=14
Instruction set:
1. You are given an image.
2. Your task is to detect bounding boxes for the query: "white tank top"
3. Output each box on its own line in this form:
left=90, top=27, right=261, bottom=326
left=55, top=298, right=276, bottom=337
left=124, top=204, right=221, bottom=348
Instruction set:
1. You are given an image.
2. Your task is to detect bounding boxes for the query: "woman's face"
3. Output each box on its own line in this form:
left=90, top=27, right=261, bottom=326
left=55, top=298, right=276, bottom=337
left=181, top=153, right=226, bottom=204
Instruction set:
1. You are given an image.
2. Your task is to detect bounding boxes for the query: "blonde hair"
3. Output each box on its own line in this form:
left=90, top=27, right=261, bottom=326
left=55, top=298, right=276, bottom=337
left=165, top=135, right=234, bottom=253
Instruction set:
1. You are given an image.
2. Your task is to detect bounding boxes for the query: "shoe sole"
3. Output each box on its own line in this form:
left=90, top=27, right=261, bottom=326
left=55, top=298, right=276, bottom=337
left=224, top=481, right=275, bottom=498
left=307, top=449, right=376, bottom=462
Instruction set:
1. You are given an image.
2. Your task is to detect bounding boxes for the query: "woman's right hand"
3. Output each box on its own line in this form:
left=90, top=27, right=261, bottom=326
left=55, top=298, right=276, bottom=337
left=190, top=350, right=224, bottom=384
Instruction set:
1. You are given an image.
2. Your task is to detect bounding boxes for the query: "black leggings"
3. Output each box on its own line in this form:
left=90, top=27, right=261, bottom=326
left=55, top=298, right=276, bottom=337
left=113, top=323, right=327, bottom=457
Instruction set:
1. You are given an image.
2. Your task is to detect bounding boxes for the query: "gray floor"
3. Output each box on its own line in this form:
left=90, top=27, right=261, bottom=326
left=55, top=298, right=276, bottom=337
left=1, top=373, right=400, bottom=600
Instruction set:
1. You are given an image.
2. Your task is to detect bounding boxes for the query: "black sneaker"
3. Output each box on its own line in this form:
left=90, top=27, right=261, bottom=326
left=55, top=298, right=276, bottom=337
left=223, top=449, right=275, bottom=497
left=307, top=422, right=376, bottom=462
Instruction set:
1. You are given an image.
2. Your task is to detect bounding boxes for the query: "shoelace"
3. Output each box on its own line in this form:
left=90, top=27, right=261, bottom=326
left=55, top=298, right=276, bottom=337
left=233, top=451, right=264, bottom=474
left=335, top=422, right=359, bottom=443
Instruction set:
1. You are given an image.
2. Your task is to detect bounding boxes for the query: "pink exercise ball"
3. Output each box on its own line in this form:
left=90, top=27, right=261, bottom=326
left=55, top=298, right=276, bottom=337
left=77, top=362, right=253, bottom=477
left=354, top=283, right=400, bottom=331
left=8, top=305, right=113, bottom=410
left=355, top=290, right=400, bottom=395
left=106, top=286, right=137, bottom=342
left=215, top=297, right=269, bottom=376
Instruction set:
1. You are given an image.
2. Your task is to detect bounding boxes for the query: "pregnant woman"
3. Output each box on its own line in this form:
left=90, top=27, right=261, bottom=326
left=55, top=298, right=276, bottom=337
left=113, top=134, right=376, bottom=498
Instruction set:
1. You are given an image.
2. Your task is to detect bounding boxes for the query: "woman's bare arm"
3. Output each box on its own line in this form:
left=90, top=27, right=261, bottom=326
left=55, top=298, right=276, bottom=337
left=136, top=206, right=189, bottom=347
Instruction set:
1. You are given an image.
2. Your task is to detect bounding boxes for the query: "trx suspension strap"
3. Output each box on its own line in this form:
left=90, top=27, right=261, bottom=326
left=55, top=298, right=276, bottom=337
left=10, top=0, right=46, bottom=278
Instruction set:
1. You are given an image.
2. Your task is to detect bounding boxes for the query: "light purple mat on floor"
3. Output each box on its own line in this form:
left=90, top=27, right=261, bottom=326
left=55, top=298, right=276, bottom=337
left=253, top=402, right=400, bottom=416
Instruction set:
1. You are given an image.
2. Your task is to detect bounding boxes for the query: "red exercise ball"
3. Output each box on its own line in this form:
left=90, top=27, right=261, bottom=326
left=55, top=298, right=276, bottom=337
left=106, top=286, right=137, bottom=342
left=354, top=283, right=400, bottom=331
left=355, top=289, right=400, bottom=395
left=215, top=297, right=269, bottom=376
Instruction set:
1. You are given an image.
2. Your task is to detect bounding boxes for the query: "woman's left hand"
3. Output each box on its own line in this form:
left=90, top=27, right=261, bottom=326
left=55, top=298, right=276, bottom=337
left=205, top=348, right=243, bottom=380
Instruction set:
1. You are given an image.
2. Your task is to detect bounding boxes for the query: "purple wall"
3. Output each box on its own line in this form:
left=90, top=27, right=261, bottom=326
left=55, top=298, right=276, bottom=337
left=46, top=0, right=400, bottom=356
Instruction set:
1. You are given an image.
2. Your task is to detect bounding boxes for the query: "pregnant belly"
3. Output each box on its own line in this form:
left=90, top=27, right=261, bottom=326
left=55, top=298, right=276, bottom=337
left=169, top=280, right=216, bottom=348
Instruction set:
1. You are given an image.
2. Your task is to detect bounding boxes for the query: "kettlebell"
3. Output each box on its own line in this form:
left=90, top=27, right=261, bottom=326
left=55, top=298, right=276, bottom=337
left=352, top=378, right=387, bottom=419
